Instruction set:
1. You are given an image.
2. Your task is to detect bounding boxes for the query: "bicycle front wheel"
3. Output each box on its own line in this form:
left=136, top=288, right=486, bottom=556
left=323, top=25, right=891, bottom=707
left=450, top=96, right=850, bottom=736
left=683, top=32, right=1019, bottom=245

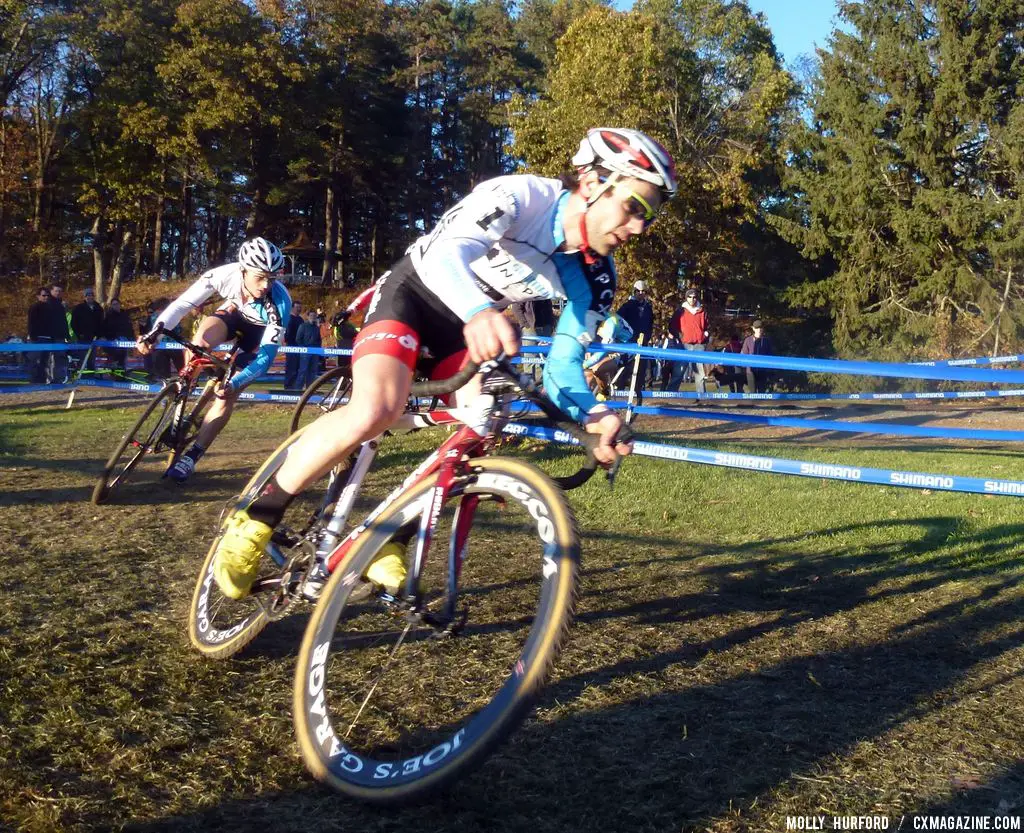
left=290, top=366, right=351, bottom=434
left=293, top=456, right=580, bottom=804
left=91, top=383, right=179, bottom=505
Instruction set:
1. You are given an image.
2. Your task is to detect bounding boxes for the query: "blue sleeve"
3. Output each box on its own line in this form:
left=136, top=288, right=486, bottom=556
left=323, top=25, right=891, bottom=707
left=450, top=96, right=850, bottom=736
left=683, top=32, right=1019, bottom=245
left=542, top=254, right=616, bottom=422
left=229, top=286, right=291, bottom=391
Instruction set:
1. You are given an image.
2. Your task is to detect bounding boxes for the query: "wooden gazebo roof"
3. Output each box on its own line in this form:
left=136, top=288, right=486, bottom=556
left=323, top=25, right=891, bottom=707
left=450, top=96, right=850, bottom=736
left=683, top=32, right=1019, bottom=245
left=282, top=230, right=322, bottom=257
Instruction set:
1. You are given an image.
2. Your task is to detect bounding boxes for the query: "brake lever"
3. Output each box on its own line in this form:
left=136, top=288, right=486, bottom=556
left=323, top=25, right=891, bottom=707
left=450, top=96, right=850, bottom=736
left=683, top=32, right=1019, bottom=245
left=605, top=423, right=634, bottom=489
left=606, top=455, right=623, bottom=490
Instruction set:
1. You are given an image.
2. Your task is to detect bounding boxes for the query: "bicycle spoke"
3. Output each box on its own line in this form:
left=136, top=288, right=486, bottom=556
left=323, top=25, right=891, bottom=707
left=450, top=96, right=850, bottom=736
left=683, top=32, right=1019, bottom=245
left=344, top=621, right=414, bottom=740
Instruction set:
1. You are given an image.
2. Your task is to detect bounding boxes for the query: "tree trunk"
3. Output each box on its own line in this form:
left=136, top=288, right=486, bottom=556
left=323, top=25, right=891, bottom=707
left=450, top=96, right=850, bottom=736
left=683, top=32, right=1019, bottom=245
left=339, top=184, right=348, bottom=283
left=153, top=167, right=166, bottom=276
left=370, top=221, right=378, bottom=282
left=134, top=212, right=147, bottom=278
left=322, top=170, right=337, bottom=287
left=92, top=214, right=107, bottom=304
left=180, top=175, right=192, bottom=275
left=107, top=227, right=134, bottom=302
left=0, top=116, right=7, bottom=261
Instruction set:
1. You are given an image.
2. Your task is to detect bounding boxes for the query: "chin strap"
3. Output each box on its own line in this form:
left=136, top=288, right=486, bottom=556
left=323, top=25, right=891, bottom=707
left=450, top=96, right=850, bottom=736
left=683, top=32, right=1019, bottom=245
left=578, top=211, right=598, bottom=265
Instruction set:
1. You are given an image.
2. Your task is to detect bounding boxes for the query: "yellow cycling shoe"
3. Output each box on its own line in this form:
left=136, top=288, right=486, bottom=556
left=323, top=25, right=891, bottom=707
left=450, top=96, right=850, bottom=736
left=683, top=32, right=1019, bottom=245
left=212, top=509, right=274, bottom=600
left=363, top=542, right=408, bottom=594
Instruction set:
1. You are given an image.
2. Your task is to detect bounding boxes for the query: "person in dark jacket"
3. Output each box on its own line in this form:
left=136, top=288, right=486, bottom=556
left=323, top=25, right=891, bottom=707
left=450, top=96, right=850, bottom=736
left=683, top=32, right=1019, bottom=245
left=27, top=286, right=52, bottom=382
left=46, top=284, right=71, bottom=382
left=616, top=279, right=654, bottom=394
left=283, top=300, right=303, bottom=389
left=295, top=309, right=322, bottom=390
left=102, top=298, right=135, bottom=370
left=741, top=319, right=774, bottom=393
left=70, top=287, right=105, bottom=369
left=711, top=331, right=746, bottom=392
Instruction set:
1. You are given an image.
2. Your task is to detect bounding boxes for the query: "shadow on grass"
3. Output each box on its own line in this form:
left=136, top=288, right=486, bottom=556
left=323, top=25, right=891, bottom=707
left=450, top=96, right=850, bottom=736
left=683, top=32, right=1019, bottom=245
left=116, top=517, right=1024, bottom=833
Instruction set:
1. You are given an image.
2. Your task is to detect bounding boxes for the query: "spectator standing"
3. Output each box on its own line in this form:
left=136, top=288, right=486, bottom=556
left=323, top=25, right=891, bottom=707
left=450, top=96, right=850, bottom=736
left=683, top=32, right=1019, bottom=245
left=711, top=330, right=745, bottom=392
left=148, top=299, right=185, bottom=378
left=667, top=287, right=710, bottom=393
left=46, top=284, right=71, bottom=383
left=27, top=286, right=52, bottom=383
left=741, top=319, right=774, bottom=393
left=283, top=299, right=303, bottom=389
left=102, top=298, right=134, bottom=370
left=70, top=287, right=105, bottom=370
left=295, top=309, right=322, bottom=390
left=509, top=301, right=536, bottom=337
left=616, top=279, right=654, bottom=394
left=315, top=306, right=331, bottom=372
left=532, top=298, right=554, bottom=338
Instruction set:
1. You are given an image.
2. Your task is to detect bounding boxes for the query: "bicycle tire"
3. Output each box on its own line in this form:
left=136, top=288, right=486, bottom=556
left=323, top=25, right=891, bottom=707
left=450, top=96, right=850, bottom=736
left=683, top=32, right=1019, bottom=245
left=91, top=383, right=179, bottom=505
left=293, top=455, right=580, bottom=804
left=290, top=366, right=352, bottom=434
left=187, top=429, right=307, bottom=658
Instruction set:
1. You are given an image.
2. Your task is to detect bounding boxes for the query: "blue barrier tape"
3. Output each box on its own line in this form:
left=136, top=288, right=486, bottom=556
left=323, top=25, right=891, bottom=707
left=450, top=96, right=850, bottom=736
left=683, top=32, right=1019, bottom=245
left=0, top=382, right=76, bottom=394
left=915, top=354, right=1024, bottom=367
left=607, top=403, right=1024, bottom=443
left=597, top=343, right=1024, bottom=385
left=8, top=339, right=1024, bottom=383
left=637, top=389, right=1024, bottom=401
left=503, top=422, right=1024, bottom=498
left=70, top=376, right=306, bottom=404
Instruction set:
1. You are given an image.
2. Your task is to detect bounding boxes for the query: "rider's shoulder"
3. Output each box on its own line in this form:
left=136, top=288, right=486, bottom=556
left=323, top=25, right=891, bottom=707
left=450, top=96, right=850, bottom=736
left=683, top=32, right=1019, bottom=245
left=270, top=280, right=292, bottom=306
left=471, top=174, right=564, bottom=215
left=201, top=262, right=242, bottom=286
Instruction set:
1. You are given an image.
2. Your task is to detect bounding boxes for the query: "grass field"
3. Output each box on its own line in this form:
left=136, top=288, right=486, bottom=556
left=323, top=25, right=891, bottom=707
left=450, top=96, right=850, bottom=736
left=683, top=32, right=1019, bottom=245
left=1, top=392, right=1023, bottom=832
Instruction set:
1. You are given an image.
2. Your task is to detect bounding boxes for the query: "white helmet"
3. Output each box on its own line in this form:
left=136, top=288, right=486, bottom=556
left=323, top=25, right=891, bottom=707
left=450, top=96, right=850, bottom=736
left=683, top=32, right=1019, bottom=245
left=239, top=237, right=284, bottom=273
left=572, top=128, right=678, bottom=198
left=634, top=280, right=647, bottom=291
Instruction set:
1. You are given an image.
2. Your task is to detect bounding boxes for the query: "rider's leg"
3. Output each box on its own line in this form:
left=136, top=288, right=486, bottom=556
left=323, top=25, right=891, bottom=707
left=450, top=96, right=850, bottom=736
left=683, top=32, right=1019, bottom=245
left=191, top=315, right=234, bottom=452
left=167, top=316, right=232, bottom=482
left=210, top=353, right=413, bottom=599
left=274, top=353, right=413, bottom=495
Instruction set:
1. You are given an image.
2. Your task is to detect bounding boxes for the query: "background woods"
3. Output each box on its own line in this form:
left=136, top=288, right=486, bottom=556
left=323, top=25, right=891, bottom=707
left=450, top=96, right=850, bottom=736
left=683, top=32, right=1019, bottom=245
left=1, top=0, right=1022, bottom=359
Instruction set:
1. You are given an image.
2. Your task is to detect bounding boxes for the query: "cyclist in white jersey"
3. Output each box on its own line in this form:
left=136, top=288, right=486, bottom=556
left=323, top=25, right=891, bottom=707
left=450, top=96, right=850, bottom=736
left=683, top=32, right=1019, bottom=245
left=136, top=237, right=292, bottom=483
left=210, top=128, right=678, bottom=600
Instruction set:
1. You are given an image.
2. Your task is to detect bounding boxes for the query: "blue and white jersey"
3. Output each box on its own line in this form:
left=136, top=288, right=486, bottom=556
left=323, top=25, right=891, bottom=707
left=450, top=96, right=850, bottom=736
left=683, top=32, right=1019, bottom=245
left=154, top=262, right=292, bottom=391
left=409, top=174, right=618, bottom=421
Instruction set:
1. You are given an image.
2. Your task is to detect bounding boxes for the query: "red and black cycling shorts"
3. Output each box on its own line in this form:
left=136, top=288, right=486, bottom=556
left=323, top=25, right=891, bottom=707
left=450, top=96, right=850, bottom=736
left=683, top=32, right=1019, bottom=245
left=353, top=255, right=469, bottom=378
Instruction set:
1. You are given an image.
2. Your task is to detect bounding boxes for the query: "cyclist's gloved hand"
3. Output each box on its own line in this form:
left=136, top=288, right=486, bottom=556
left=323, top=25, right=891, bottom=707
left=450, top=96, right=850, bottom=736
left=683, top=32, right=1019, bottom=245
left=215, top=378, right=236, bottom=399
left=136, top=327, right=160, bottom=356
left=464, top=307, right=520, bottom=364
left=583, top=406, right=633, bottom=468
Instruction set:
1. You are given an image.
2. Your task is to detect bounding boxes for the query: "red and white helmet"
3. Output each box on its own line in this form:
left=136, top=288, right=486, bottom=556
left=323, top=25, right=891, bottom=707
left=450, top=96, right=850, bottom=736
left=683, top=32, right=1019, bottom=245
left=572, top=128, right=678, bottom=199
left=238, top=237, right=284, bottom=273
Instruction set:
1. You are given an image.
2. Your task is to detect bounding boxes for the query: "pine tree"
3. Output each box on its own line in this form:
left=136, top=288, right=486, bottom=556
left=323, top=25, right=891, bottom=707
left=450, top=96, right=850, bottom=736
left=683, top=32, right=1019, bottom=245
left=774, top=0, right=1024, bottom=360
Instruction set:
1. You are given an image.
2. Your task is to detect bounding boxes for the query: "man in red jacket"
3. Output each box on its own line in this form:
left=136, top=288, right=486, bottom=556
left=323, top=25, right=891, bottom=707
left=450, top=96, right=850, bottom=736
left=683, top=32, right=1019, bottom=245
left=667, top=287, right=710, bottom=393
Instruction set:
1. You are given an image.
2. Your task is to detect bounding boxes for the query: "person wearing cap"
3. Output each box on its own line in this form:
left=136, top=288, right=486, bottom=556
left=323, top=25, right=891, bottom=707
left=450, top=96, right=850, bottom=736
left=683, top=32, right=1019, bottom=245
left=71, top=286, right=105, bottom=370
left=741, top=318, right=773, bottom=393
left=667, top=287, right=710, bottom=393
left=616, top=279, right=654, bottom=395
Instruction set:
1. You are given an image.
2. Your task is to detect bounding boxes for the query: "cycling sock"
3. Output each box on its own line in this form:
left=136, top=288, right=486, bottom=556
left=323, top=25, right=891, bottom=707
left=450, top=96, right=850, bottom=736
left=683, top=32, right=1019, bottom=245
left=186, top=442, right=206, bottom=462
left=246, top=473, right=295, bottom=527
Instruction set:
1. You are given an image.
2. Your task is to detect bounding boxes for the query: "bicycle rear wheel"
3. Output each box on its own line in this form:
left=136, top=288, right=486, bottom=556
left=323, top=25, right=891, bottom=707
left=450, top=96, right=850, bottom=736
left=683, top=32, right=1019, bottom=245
left=290, top=366, right=351, bottom=434
left=293, top=456, right=580, bottom=804
left=187, top=427, right=350, bottom=658
left=91, top=383, right=179, bottom=505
